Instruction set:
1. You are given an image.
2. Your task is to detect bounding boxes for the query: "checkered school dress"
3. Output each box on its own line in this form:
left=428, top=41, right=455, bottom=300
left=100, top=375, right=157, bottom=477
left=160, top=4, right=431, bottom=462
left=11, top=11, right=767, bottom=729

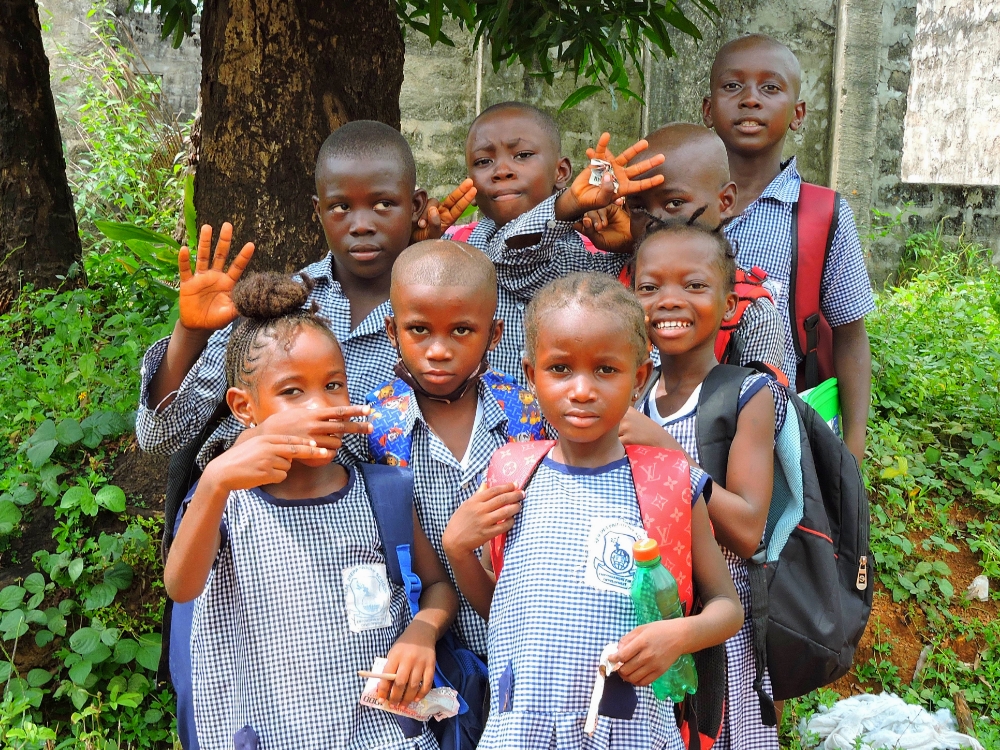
left=481, top=454, right=709, bottom=750
left=135, top=253, right=398, bottom=468
left=641, top=371, right=786, bottom=750
left=189, top=469, right=438, bottom=750
left=465, top=193, right=630, bottom=389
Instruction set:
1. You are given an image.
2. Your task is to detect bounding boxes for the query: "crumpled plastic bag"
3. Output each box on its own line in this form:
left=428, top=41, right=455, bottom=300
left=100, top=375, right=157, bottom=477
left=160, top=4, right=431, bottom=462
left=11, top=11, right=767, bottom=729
left=800, top=692, right=983, bottom=750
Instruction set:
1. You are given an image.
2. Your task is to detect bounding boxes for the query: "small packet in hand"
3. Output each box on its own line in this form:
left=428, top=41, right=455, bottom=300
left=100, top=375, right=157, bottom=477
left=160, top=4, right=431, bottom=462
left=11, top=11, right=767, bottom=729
left=358, top=658, right=460, bottom=722
left=589, top=159, right=620, bottom=193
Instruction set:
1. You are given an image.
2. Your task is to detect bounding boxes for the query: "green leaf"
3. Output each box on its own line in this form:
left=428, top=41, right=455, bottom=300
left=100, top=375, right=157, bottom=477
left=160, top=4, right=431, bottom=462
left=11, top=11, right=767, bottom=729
left=136, top=632, right=162, bottom=671
left=0, top=500, right=22, bottom=535
left=2, top=609, right=28, bottom=640
left=104, top=562, right=134, bottom=591
left=939, top=578, right=954, bottom=598
left=61, top=486, right=88, bottom=510
left=0, top=662, right=11, bottom=682
left=95, top=220, right=180, bottom=249
left=113, top=638, right=138, bottom=664
left=84, top=583, right=117, bottom=611
left=23, top=573, right=45, bottom=595
left=27, top=668, right=52, bottom=687
left=8, top=485, right=36, bottom=506
left=100, top=627, right=120, bottom=647
left=69, top=626, right=101, bottom=655
left=46, top=611, right=66, bottom=636
left=35, top=629, right=54, bottom=647
left=70, top=685, right=89, bottom=710
left=184, top=173, right=197, bottom=250
left=55, top=418, right=84, bottom=446
left=67, top=558, right=84, bottom=582
left=0, top=585, right=26, bottom=610
left=96, top=485, right=126, bottom=513
left=25, top=609, right=46, bottom=625
left=559, top=84, right=604, bottom=111
left=26, top=439, right=58, bottom=468
left=144, top=708, right=163, bottom=723
left=87, top=643, right=112, bottom=664
left=28, top=419, right=56, bottom=444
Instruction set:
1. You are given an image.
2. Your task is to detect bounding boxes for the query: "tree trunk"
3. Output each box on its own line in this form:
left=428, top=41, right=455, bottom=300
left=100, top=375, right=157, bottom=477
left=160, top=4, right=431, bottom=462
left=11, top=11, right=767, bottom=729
left=196, top=0, right=405, bottom=273
left=0, top=0, right=83, bottom=310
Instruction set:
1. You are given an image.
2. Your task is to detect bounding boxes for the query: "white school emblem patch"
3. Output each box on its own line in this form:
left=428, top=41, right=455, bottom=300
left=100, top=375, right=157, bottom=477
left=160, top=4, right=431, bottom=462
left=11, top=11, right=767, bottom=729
left=584, top=518, right=647, bottom=595
left=343, top=563, right=393, bottom=633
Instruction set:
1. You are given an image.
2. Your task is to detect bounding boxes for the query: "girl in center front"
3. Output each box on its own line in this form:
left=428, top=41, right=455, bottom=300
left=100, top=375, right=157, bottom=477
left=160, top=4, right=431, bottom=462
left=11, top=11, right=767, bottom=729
left=443, top=272, right=743, bottom=749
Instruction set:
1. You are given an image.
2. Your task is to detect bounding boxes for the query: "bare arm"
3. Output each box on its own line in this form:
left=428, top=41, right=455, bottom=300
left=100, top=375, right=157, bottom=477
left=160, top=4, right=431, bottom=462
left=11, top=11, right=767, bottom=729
left=833, top=318, right=871, bottom=464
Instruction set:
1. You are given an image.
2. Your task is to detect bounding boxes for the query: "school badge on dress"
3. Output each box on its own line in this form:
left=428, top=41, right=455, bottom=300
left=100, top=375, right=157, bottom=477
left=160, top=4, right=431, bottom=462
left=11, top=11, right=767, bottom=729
left=584, top=518, right=647, bottom=595
left=342, top=563, right=393, bottom=633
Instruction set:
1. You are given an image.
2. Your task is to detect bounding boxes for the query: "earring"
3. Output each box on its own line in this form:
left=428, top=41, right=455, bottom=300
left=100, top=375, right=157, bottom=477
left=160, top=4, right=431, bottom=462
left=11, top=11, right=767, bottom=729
left=249, top=421, right=257, bottom=429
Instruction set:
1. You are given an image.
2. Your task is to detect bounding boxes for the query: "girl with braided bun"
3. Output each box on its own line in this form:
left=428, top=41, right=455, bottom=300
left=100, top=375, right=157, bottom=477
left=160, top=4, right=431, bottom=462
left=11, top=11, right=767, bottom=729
left=164, top=272, right=457, bottom=750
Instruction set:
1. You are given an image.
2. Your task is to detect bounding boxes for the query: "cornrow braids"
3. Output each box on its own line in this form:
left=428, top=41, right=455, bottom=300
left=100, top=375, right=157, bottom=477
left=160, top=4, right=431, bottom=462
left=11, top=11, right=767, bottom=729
left=524, top=272, right=649, bottom=368
left=223, top=272, right=339, bottom=391
left=635, top=218, right=738, bottom=291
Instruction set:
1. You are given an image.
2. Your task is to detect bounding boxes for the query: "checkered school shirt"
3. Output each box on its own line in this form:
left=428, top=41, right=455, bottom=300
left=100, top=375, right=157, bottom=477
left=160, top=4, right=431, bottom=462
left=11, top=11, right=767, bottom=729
left=480, top=455, right=707, bottom=749
left=723, top=158, right=875, bottom=389
left=134, top=253, right=397, bottom=468
left=466, top=192, right=631, bottom=387
left=190, top=469, right=438, bottom=750
left=355, top=378, right=517, bottom=656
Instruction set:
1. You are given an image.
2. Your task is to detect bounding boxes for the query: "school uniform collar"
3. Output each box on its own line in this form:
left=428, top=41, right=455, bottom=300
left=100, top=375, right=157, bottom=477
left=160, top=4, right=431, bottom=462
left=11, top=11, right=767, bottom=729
left=756, top=156, right=802, bottom=205
left=296, top=252, right=393, bottom=340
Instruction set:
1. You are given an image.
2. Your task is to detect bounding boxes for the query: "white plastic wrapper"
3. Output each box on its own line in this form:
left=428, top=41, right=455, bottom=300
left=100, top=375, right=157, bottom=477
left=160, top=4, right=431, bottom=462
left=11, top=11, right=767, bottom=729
left=358, top=658, right=460, bottom=722
left=801, top=692, right=983, bottom=750
left=965, top=574, right=989, bottom=602
left=589, top=159, right=620, bottom=193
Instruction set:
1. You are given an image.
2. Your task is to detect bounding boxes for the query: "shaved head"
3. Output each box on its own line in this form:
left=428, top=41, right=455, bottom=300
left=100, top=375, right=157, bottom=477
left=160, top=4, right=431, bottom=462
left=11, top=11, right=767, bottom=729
left=468, top=102, right=561, bottom=154
left=635, top=123, right=731, bottom=188
left=711, top=34, right=802, bottom=97
left=391, top=240, right=498, bottom=308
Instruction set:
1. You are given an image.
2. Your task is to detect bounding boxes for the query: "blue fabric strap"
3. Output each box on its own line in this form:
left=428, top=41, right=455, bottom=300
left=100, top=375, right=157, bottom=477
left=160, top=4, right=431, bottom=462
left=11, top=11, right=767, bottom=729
left=396, top=543, right=422, bottom=619
left=358, top=463, right=415, bottom=587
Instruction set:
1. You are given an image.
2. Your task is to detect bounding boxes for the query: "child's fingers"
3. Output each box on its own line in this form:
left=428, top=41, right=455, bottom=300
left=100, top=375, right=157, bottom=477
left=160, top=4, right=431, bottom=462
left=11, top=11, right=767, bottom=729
left=303, top=405, right=372, bottom=422
left=388, top=656, right=415, bottom=705
left=195, top=224, right=214, bottom=273
left=400, top=661, right=424, bottom=706
left=616, top=139, right=649, bottom=166
left=417, top=660, right=436, bottom=701
left=212, top=222, right=234, bottom=271
left=623, top=154, right=666, bottom=178
left=178, top=246, right=192, bottom=283
left=591, top=132, right=612, bottom=160
left=619, top=174, right=665, bottom=196
left=441, top=178, right=474, bottom=212
left=444, top=186, right=477, bottom=224
left=226, top=242, right=255, bottom=281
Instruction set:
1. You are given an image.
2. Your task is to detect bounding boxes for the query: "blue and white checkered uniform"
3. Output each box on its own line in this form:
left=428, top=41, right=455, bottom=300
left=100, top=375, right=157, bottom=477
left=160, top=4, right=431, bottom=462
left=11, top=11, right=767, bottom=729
left=480, top=454, right=708, bottom=750
left=135, top=253, right=397, bottom=467
left=466, top=193, right=631, bottom=388
left=356, top=378, right=523, bottom=656
left=190, top=468, right=438, bottom=750
left=723, top=158, right=876, bottom=389
left=644, top=371, right=785, bottom=750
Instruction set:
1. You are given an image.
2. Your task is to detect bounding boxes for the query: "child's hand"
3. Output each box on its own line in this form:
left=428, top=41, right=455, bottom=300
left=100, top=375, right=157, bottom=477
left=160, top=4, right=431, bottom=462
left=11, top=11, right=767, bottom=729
left=411, top=179, right=478, bottom=243
left=202, top=435, right=330, bottom=494
left=442, top=482, right=523, bottom=559
left=612, top=620, right=687, bottom=687
left=378, top=620, right=438, bottom=706
left=555, top=134, right=665, bottom=221
left=575, top=199, right=633, bottom=254
left=619, top=407, right=683, bottom=450
left=238, top=405, right=373, bottom=452
left=178, top=223, right=255, bottom=332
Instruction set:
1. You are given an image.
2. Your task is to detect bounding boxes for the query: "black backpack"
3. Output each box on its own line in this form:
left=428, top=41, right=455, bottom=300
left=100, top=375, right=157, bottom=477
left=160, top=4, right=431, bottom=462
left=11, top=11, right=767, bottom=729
left=694, top=364, right=872, bottom=723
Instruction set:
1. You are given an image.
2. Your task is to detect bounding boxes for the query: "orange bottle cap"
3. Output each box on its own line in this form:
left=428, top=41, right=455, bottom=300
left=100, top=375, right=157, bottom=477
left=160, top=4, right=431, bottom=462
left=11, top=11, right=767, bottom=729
left=633, top=538, right=661, bottom=562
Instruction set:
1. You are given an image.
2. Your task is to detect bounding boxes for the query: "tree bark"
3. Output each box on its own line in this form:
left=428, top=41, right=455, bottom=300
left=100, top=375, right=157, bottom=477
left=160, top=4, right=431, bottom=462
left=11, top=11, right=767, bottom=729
left=0, top=0, right=83, bottom=310
left=196, top=0, right=405, bottom=273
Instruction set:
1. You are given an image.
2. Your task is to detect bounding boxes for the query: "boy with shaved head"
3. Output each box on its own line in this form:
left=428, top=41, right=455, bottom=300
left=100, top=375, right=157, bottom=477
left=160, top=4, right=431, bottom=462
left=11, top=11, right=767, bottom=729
left=358, top=239, right=545, bottom=659
left=704, top=34, right=874, bottom=463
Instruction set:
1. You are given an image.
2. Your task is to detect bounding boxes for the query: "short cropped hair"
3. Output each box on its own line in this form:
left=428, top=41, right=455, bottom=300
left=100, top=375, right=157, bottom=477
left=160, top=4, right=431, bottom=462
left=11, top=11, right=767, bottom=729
left=524, top=272, right=648, bottom=367
left=391, top=239, right=498, bottom=308
left=316, top=120, right=416, bottom=187
left=469, top=101, right=561, bottom=152
left=636, top=218, right=738, bottom=292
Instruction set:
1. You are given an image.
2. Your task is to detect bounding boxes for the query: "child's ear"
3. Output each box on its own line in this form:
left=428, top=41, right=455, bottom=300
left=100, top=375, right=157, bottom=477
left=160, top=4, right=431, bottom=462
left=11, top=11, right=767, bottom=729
left=721, top=291, right=739, bottom=322
left=411, top=189, right=429, bottom=223
left=226, top=387, right=256, bottom=428
left=385, top=315, right=399, bottom=348
left=633, top=358, right=654, bottom=403
left=554, top=157, right=573, bottom=190
left=789, top=100, right=807, bottom=132
left=522, top=358, right=537, bottom=393
left=488, top=318, right=505, bottom=352
left=702, top=96, right=714, bottom=129
left=718, top=182, right=738, bottom=220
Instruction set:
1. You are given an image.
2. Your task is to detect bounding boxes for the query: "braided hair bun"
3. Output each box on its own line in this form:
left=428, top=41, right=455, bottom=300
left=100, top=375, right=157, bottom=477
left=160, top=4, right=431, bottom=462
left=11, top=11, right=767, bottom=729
left=231, top=272, right=313, bottom=321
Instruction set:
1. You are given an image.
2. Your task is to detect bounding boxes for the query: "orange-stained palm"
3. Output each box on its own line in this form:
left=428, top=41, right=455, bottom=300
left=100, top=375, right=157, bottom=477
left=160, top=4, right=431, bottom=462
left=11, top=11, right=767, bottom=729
left=177, top=222, right=256, bottom=331
left=411, top=179, right=479, bottom=243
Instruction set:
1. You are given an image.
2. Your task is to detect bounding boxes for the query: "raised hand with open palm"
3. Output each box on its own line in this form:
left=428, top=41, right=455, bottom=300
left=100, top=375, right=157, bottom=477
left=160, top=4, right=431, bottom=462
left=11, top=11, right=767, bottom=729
left=178, top=222, right=256, bottom=331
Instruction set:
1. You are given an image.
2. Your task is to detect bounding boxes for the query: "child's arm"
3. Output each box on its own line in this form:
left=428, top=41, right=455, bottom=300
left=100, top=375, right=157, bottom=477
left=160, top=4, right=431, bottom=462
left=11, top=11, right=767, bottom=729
left=411, top=179, right=477, bottom=243
left=704, top=387, right=776, bottom=558
left=163, top=435, right=330, bottom=602
left=575, top=201, right=634, bottom=254
left=619, top=407, right=691, bottom=458
left=378, top=512, right=460, bottom=707
left=442, top=482, right=524, bottom=620
left=833, top=319, right=871, bottom=464
left=613, top=496, right=743, bottom=686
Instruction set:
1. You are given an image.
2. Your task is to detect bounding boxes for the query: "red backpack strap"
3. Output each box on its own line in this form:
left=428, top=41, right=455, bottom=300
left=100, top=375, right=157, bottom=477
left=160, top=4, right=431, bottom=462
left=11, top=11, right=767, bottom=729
left=445, top=221, right=478, bottom=243
left=714, top=267, right=774, bottom=363
left=485, top=440, right=556, bottom=578
left=791, top=184, right=838, bottom=390
left=624, top=444, right=695, bottom=615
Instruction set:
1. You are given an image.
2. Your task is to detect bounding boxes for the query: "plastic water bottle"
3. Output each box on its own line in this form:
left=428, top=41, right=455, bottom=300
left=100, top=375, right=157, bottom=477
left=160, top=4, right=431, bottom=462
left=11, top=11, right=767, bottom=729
left=629, top=538, right=698, bottom=702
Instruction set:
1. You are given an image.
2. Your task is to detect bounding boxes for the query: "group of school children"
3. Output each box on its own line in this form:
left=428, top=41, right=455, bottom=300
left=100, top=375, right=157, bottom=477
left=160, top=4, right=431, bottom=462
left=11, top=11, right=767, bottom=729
left=138, top=33, right=875, bottom=750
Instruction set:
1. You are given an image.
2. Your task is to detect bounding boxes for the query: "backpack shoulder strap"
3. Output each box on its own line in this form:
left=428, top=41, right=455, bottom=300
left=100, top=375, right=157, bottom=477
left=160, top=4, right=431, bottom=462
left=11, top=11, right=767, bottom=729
left=715, top=267, right=774, bottom=365
left=624, top=445, right=695, bottom=615
left=695, top=364, right=756, bottom=487
left=791, top=183, right=839, bottom=390
left=482, top=370, right=547, bottom=443
left=485, top=440, right=557, bottom=578
left=357, top=464, right=422, bottom=617
left=365, top=379, right=416, bottom=467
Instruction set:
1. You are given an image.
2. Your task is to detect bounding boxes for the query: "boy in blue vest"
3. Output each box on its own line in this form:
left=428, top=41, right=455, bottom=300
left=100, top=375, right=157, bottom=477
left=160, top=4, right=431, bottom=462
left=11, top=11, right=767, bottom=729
left=703, top=34, right=874, bottom=463
left=356, top=239, right=544, bottom=658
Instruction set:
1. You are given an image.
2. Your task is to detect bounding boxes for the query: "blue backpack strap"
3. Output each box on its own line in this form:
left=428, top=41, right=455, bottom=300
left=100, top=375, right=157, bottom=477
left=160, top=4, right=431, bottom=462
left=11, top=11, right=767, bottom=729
left=365, top=379, right=416, bottom=467
left=482, top=370, right=546, bottom=442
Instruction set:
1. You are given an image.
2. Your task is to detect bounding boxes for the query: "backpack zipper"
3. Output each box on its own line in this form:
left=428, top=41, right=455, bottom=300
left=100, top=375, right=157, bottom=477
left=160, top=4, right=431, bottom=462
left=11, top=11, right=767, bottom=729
left=856, top=555, right=868, bottom=590
left=855, top=455, right=870, bottom=591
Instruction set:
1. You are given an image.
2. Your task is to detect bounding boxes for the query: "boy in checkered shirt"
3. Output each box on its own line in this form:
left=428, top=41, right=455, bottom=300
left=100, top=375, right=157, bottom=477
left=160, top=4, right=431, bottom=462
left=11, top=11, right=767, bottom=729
left=703, top=34, right=875, bottom=462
